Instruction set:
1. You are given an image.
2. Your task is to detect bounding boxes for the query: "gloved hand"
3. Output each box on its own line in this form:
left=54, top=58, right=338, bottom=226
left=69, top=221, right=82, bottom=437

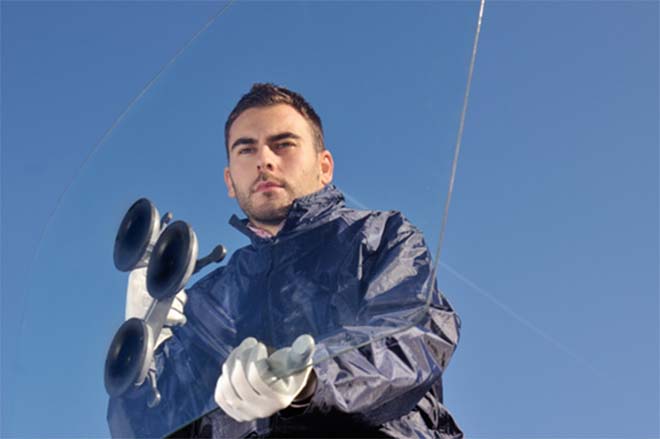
left=125, top=267, right=188, bottom=347
left=214, top=335, right=315, bottom=422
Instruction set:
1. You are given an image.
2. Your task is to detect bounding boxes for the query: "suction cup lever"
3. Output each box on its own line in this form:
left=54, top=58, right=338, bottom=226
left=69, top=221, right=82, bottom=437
left=194, top=245, right=227, bottom=274
left=146, top=367, right=162, bottom=408
left=160, top=212, right=173, bottom=229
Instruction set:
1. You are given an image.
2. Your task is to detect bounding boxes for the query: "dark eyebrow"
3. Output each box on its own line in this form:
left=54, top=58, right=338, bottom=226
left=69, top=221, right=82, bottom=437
left=266, top=132, right=301, bottom=143
left=230, top=132, right=301, bottom=152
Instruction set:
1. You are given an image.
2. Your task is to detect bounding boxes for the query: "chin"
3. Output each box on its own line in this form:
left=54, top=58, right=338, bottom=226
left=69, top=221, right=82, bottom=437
left=251, top=201, right=290, bottom=219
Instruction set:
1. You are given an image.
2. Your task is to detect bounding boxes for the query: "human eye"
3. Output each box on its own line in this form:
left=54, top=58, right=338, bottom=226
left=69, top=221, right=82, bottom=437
left=237, top=146, right=255, bottom=155
left=275, top=141, right=295, bottom=150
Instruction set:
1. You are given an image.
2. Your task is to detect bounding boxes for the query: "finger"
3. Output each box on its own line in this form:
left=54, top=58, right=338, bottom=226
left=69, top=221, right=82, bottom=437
left=243, top=342, right=283, bottom=418
left=291, top=334, right=315, bottom=366
left=174, top=290, right=188, bottom=307
left=219, top=342, right=260, bottom=424
left=215, top=367, right=246, bottom=422
left=224, top=338, right=257, bottom=391
left=166, top=309, right=186, bottom=326
left=171, top=298, right=185, bottom=313
left=224, top=338, right=259, bottom=420
left=168, top=303, right=185, bottom=317
left=227, top=337, right=257, bottom=368
left=268, top=346, right=314, bottom=395
left=216, top=337, right=259, bottom=423
left=170, top=303, right=183, bottom=315
left=229, top=343, right=264, bottom=419
left=247, top=345, right=287, bottom=401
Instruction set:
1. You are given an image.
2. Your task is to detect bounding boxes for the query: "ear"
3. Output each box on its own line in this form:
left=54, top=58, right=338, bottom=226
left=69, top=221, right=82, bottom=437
left=319, top=150, right=334, bottom=185
left=224, top=167, right=236, bottom=198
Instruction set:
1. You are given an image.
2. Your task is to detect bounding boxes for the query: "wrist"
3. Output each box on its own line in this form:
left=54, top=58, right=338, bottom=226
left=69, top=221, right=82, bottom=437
left=290, top=369, right=317, bottom=407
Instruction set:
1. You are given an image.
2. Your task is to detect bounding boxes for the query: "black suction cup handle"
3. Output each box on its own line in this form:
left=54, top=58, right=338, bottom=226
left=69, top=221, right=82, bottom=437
left=160, top=212, right=173, bottom=229
left=194, top=245, right=227, bottom=274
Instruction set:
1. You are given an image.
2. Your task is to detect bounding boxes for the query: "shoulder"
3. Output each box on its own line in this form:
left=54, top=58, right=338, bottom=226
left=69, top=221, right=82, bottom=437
left=336, top=206, right=417, bottom=231
left=336, top=207, right=425, bottom=253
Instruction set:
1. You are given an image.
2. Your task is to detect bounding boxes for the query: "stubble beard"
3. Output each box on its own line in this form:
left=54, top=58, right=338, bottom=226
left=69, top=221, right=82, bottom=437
left=246, top=192, right=291, bottom=226
left=233, top=180, right=292, bottom=226
left=231, top=166, right=322, bottom=227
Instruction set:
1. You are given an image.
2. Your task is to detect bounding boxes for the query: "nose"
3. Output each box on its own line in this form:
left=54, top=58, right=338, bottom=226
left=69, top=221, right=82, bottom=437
left=255, top=143, right=276, bottom=172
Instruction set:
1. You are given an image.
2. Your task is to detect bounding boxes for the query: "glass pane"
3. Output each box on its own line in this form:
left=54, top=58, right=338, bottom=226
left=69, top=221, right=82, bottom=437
left=11, top=1, right=479, bottom=436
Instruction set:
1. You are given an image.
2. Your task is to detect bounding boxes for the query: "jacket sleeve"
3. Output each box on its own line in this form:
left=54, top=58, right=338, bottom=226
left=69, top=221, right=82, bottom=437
left=291, top=211, right=461, bottom=427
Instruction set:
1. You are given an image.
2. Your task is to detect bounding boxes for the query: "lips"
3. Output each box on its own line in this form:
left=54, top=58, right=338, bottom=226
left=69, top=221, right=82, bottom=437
left=254, top=181, right=284, bottom=192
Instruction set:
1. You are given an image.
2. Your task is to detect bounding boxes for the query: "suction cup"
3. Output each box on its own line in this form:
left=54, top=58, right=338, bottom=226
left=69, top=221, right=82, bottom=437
left=104, top=318, right=150, bottom=397
left=146, top=221, right=198, bottom=301
left=114, top=198, right=161, bottom=271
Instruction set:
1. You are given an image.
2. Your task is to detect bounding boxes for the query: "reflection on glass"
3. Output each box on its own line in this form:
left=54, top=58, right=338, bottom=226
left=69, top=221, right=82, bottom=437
left=17, top=1, right=479, bottom=437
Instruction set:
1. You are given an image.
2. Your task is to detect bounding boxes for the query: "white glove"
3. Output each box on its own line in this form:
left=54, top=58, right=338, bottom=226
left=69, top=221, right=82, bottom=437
left=214, top=335, right=315, bottom=422
left=125, top=267, right=188, bottom=347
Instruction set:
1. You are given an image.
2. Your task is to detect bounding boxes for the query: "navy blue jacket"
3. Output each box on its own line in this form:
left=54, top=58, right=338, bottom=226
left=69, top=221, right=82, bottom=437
left=107, top=184, right=463, bottom=438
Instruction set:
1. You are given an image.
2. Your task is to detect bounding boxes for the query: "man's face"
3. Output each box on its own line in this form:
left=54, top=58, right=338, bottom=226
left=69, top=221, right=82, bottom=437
left=224, top=104, right=334, bottom=228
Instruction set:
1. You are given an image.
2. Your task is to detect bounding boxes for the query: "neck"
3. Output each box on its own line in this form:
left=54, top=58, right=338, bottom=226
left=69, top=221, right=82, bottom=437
left=248, top=219, right=285, bottom=237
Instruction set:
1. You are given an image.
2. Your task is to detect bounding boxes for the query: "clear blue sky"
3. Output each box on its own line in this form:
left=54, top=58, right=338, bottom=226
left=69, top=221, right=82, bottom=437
left=1, top=1, right=658, bottom=437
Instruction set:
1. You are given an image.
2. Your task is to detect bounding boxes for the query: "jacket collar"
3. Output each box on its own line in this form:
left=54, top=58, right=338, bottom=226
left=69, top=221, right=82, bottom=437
left=229, top=184, right=345, bottom=246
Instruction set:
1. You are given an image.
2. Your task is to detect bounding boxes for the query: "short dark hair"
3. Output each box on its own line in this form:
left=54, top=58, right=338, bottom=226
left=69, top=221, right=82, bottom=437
left=224, top=83, right=325, bottom=159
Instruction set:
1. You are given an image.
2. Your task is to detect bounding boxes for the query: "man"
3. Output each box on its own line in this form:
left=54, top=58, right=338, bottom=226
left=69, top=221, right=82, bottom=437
left=107, top=83, right=463, bottom=438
